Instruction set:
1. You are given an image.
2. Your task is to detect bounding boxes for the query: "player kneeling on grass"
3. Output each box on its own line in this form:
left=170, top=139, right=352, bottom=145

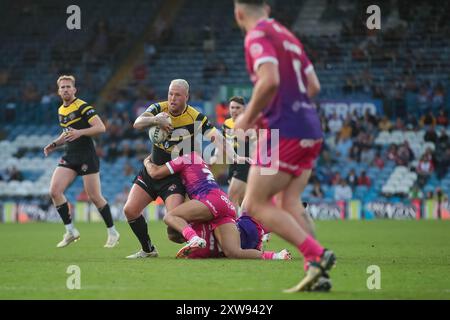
left=144, top=151, right=281, bottom=260
left=166, top=215, right=290, bottom=260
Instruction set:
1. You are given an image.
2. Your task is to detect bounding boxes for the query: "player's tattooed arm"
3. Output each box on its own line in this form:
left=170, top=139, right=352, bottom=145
left=143, top=156, right=171, bottom=179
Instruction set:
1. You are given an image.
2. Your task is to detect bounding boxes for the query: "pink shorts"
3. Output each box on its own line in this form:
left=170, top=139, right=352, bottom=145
left=194, top=189, right=237, bottom=230
left=256, top=134, right=322, bottom=177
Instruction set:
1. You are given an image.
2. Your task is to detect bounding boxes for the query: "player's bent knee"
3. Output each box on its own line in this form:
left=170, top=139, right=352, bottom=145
left=165, top=209, right=185, bottom=219
left=282, top=202, right=304, bottom=215
left=162, top=214, right=172, bottom=225
left=49, top=187, right=64, bottom=200
left=123, top=204, right=140, bottom=220
left=222, top=247, right=241, bottom=259
left=245, top=201, right=262, bottom=217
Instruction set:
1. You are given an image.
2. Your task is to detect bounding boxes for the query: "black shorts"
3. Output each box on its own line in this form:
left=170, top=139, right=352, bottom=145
left=133, top=166, right=186, bottom=201
left=228, top=162, right=251, bottom=183
left=57, top=153, right=99, bottom=176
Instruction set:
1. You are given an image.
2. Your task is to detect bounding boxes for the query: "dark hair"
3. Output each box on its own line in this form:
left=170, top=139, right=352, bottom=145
left=234, top=0, right=266, bottom=5
left=167, top=226, right=185, bottom=244
left=229, top=96, right=246, bottom=105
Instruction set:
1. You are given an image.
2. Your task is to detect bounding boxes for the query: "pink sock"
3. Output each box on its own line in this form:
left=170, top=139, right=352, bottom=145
left=297, top=235, right=324, bottom=264
left=261, top=251, right=275, bottom=260
left=181, top=226, right=197, bottom=241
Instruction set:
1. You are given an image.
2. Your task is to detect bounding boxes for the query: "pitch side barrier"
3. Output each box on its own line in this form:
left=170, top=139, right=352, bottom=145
left=1, top=199, right=449, bottom=223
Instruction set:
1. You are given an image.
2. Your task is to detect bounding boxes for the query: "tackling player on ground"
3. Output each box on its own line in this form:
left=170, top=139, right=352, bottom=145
left=145, top=151, right=272, bottom=259
left=166, top=215, right=291, bottom=261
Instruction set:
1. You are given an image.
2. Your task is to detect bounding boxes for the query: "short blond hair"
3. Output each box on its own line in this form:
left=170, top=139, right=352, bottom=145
left=57, top=75, right=76, bottom=87
left=170, top=79, right=189, bottom=94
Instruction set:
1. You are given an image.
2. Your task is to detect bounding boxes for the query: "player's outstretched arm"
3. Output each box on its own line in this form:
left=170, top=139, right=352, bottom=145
left=143, top=156, right=171, bottom=179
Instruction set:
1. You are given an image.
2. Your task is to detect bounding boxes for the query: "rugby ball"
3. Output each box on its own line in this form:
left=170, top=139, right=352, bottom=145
left=148, top=118, right=171, bottom=144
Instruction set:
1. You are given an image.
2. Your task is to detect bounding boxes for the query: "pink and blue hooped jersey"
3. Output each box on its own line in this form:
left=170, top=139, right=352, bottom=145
left=166, top=152, right=219, bottom=198
left=244, top=18, right=323, bottom=140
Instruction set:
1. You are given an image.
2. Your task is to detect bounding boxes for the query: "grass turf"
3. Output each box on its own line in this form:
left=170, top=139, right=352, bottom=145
left=0, top=220, right=449, bottom=299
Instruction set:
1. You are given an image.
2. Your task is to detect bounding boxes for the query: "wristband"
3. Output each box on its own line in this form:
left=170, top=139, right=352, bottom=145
left=51, top=142, right=57, bottom=148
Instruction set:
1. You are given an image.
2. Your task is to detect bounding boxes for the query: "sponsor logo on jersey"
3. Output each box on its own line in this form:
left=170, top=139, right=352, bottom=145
left=250, top=43, right=264, bottom=58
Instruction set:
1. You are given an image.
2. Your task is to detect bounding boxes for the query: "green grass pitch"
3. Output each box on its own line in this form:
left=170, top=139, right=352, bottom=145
left=0, top=220, right=449, bottom=299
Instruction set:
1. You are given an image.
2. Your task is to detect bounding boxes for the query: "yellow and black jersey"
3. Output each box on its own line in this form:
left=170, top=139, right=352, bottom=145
left=222, top=117, right=251, bottom=158
left=58, top=98, right=98, bottom=154
left=144, top=101, right=216, bottom=165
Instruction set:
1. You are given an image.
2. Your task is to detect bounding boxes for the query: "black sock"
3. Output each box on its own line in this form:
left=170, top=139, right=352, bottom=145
left=98, top=203, right=114, bottom=228
left=56, top=202, right=72, bottom=225
left=128, top=215, right=154, bottom=253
